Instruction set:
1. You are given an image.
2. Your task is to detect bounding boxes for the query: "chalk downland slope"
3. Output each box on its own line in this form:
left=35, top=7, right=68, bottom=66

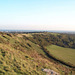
left=0, top=32, right=59, bottom=75
left=0, top=32, right=75, bottom=75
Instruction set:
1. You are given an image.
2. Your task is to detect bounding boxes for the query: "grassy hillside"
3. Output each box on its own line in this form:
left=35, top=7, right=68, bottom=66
left=0, top=32, right=75, bottom=75
left=0, top=32, right=60, bottom=75
left=46, top=45, right=75, bottom=66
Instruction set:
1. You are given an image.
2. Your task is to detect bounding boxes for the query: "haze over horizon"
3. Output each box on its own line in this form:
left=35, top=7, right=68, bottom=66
left=0, top=0, right=75, bottom=31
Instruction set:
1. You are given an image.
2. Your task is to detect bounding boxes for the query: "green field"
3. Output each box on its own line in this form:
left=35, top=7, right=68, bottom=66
left=46, top=45, right=75, bottom=66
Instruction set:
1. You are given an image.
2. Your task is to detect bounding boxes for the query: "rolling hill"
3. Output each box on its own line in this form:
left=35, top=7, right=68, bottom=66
left=0, top=32, right=75, bottom=75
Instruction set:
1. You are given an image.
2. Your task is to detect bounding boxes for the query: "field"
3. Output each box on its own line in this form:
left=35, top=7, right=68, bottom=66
left=46, top=45, right=75, bottom=66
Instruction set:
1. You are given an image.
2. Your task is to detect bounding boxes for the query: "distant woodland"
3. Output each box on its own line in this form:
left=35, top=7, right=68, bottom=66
left=27, top=33, right=75, bottom=49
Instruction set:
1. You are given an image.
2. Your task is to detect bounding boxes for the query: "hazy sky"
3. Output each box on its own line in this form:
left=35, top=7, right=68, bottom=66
left=0, top=0, right=75, bottom=31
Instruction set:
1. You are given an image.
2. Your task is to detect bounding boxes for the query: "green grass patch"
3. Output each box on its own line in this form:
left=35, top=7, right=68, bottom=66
left=46, top=45, right=75, bottom=66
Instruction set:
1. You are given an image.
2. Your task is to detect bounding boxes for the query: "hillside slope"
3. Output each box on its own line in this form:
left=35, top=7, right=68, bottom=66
left=0, top=32, right=75, bottom=75
left=0, top=32, right=59, bottom=75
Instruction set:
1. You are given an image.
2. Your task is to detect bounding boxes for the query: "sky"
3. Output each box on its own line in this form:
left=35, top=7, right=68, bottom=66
left=0, top=0, right=75, bottom=31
